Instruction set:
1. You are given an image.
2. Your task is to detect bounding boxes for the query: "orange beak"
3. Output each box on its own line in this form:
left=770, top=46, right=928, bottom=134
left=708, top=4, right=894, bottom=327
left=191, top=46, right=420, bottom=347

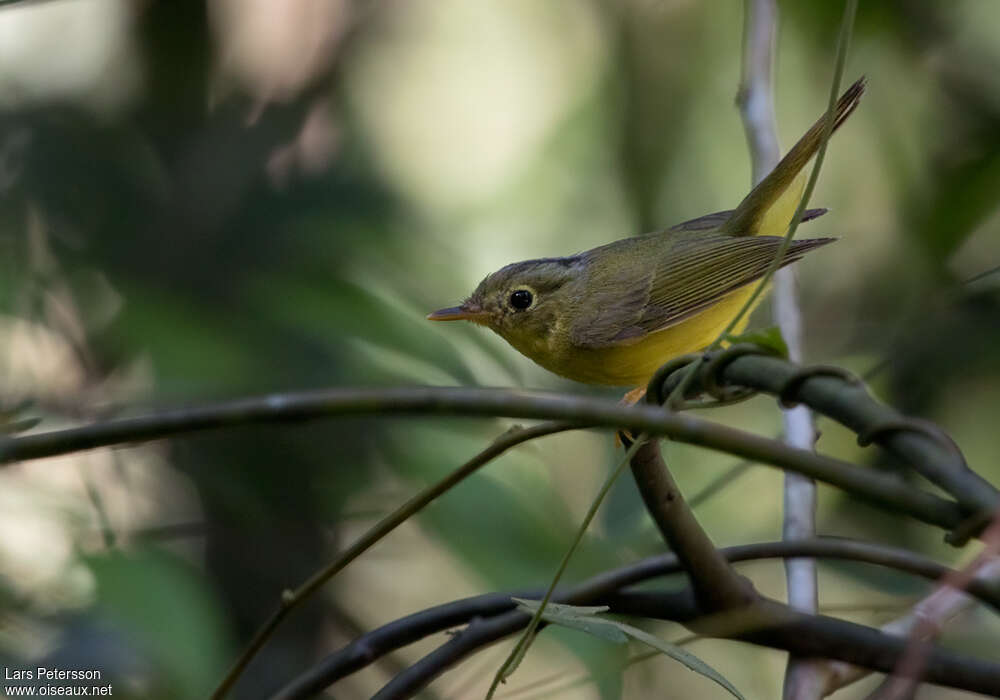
left=426, top=303, right=489, bottom=323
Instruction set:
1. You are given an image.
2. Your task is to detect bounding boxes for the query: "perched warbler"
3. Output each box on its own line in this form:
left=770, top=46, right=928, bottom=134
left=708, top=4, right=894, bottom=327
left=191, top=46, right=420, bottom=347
left=429, top=79, right=864, bottom=392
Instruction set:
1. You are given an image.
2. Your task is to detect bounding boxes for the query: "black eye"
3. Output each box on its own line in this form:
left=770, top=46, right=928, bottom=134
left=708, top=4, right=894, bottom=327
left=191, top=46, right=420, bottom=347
left=509, top=289, right=533, bottom=311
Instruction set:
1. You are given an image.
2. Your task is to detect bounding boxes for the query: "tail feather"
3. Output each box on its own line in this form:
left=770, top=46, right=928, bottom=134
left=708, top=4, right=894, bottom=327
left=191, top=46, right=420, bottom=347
left=722, top=77, right=866, bottom=237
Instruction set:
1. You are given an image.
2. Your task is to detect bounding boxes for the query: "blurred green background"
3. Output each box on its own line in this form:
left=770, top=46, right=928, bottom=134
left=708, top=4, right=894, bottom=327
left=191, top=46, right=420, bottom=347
left=0, top=0, right=998, bottom=698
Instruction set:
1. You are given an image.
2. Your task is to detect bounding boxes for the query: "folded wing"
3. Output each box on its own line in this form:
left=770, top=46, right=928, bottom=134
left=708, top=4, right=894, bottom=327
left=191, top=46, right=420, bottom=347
left=570, top=235, right=834, bottom=348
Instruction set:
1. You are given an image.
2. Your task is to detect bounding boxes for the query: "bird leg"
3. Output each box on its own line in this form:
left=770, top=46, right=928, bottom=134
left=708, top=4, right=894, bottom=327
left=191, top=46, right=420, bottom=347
left=616, top=386, right=647, bottom=446
left=622, top=386, right=647, bottom=405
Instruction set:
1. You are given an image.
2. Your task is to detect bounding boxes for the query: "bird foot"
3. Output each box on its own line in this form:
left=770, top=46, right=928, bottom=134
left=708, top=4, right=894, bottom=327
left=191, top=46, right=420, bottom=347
left=621, top=386, right=647, bottom=405
left=615, top=386, right=647, bottom=447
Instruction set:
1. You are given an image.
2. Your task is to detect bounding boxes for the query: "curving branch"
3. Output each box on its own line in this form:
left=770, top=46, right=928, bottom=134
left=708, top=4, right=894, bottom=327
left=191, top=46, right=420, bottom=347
left=270, top=538, right=1000, bottom=699
left=626, top=436, right=757, bottom=611
left=0, top=384, right=970, bottom=535
left=0, top=385, right=831, bottom=465
left=7, top=354, right=992, bottom=533
left=680, top=350, right=1000, bottom=529
left=608, top=593, right=1000, bottom=697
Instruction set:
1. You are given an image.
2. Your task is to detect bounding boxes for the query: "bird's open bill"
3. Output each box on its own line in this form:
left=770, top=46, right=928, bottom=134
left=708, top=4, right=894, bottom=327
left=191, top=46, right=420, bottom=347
left=426, top=304, right=488, bottom=323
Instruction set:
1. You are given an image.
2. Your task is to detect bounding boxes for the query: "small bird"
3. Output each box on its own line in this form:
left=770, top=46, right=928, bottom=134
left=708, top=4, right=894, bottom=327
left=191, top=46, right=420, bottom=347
left=428, top=79, right=864, bottom=393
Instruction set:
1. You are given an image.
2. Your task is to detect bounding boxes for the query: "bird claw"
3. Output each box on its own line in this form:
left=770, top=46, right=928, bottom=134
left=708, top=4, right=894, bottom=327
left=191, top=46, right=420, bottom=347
left=615, top=387, right=647, bottom=447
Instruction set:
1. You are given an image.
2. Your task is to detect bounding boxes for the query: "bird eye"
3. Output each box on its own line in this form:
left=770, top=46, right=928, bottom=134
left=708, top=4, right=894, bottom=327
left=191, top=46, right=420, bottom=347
left=509, top=289, right=533, bottom=311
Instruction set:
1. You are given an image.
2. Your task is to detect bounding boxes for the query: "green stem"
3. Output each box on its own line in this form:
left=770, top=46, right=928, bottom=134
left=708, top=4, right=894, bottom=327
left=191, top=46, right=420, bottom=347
left=211, top=421, right=574, bottom=700
left=485, top=435, right=646, bottom=698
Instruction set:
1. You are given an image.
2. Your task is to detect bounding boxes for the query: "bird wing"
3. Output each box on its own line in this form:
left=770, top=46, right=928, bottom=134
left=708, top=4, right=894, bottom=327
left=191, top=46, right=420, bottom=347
left=569, top=234, right=834, bottom=348
left=666, top=207, right=828, bottom=233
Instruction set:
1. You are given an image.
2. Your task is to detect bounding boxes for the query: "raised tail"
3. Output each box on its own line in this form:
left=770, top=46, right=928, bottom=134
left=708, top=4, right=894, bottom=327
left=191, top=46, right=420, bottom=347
left=722, top=77, right=866, bottom=237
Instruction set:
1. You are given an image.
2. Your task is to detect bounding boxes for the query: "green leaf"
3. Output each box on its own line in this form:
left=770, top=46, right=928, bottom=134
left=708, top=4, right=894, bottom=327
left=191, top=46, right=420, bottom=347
left=724, top=326, right=788, bottom=358
left=513, top=598, right=627, bottom=644
left=514, top=598, right=745, bottom=700
left=613, top=621, right=745, bottom=700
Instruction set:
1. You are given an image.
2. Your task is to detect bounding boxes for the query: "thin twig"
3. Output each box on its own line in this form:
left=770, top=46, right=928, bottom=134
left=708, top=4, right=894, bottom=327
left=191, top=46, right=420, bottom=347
left=211, top=421, right=574, bottom=700
left=826, top=512, right=1000, bottom=698
left=860, top=262, right=1000, bottom=384
left=485, top=435, right=646, bottom=698
left=687, top=458, right=756, bottom=510
left=738, top=0, right=782, bottom=187
left=736, top=0, right=826, bottom=696
left=821, top=557, right=1000, bottom=695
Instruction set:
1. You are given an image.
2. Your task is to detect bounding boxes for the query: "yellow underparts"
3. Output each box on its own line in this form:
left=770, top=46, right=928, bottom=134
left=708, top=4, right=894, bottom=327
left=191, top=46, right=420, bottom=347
left=541, top=171, right=804, bottom=388
left=546, top=286, right=762, bottom=387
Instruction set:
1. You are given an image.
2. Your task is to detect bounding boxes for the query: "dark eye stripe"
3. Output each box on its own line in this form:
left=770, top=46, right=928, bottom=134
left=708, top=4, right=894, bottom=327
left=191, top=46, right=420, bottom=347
left=509, top=289, right=533, bottom=310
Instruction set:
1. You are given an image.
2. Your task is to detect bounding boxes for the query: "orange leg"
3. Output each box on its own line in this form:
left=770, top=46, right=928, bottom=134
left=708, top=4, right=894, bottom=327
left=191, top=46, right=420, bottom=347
left=621, top=386, right=647, bottom=405
left=616, top=386, right=647, bottom=447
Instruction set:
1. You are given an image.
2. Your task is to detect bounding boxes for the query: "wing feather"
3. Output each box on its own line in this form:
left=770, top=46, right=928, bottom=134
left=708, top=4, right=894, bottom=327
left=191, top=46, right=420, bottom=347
left=570, top=235, right=834, bottom=348
left=666, top=207, right=827, bottom=233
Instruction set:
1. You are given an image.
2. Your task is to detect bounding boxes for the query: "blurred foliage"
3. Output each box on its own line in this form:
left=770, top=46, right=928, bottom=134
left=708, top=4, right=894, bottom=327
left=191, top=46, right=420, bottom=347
left=0, top=0, right=998, bottom=698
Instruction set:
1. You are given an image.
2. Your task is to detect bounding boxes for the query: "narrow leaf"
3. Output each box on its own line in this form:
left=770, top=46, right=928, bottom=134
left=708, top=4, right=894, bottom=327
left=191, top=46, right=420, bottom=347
left=514, top=599, right=628, bottom=644
left=724, top=326, right=789, bottom=357
left=513, top=598, right=610, bottom=617
left=514, top=599, right=745, bottom=700
left=615, top=621, right=746, bottom=700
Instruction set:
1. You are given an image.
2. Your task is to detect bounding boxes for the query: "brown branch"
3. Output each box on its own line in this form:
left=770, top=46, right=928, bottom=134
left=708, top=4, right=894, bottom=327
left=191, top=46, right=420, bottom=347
left=627, top=436, right=757, bottom=610
left=607, top=593, right=1000, bottom=697
left=3, top=362, right=989, bottom=697
left=273, top=536, right=1000, bottom=700
left=320, top=554, right=1000, bottom=700
left=706, top=352, right=1000, bottom=524
left=0, top=386, right=968, bottom=535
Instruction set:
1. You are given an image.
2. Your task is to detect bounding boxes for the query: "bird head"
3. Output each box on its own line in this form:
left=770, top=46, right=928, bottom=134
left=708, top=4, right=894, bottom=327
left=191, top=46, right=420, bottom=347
left=427, top=256, right=582, bottom=351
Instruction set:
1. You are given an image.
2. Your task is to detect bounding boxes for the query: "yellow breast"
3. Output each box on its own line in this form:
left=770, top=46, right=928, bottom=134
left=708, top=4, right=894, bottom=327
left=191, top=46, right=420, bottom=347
left=536, top=286, right=760, bottom=387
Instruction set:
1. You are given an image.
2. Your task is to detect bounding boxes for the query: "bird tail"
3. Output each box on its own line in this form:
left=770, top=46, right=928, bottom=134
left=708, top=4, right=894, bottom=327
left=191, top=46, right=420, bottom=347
left=722, top=77, right=866, bottom=237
